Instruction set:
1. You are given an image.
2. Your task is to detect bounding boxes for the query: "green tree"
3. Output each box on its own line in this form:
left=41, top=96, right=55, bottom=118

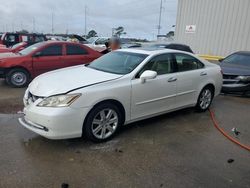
left=113, top=26, right=126, bottom=37
left=166, top=31, right=174, bottom=38
left=86, top=30, right=98, bottom=39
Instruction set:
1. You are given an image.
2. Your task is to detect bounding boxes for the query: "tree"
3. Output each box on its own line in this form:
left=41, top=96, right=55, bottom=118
left=166, top=31, right=174, bottom=38
left=18, top=29, right=29, bottom=34
left=113, top=26, right=126, bottom=37
left=86, top=30, right=98, bottom=39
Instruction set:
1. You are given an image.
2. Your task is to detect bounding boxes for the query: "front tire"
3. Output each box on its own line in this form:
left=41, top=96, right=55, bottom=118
left=83, top=102, right=123, bottom=142
left=196, top=86, right=214, bottom=112
left=6, top=68, right=30, bottom=88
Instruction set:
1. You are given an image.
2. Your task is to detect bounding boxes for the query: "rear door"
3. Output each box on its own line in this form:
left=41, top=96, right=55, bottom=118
left=32, top=44, right=63, bottom=76
left=173, top=53, right=207, bottom=107
left=64, top=44, right=95, bottom=66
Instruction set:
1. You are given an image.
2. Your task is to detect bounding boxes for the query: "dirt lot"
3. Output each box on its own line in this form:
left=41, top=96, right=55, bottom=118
left=0, top=79, right=250, bottom=188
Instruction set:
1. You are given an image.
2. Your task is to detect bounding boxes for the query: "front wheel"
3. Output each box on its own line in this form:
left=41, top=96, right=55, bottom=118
left=6, top=68, right=30, bottom=88
left=196, top=87, right=214, bottom=112
left=83, top=102, right=123, bottom=142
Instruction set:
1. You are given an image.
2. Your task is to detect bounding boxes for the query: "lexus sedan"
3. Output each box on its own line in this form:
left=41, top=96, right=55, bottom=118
left=19, top=48, right=222, bottom=142
left=220, top=51, right=250, bottom=94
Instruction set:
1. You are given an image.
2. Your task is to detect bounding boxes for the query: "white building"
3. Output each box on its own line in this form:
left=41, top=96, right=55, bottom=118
left=175, top=0, right=250, bottom=57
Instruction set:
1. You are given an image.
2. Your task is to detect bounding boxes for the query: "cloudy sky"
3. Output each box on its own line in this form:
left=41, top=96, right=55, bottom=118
left=0, top=0, right=177, bottom=40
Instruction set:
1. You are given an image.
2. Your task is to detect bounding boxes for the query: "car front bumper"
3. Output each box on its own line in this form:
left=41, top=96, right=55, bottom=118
left=19, top=103, right=91, bottom=140
left=222, top=82, right=250, bottom=93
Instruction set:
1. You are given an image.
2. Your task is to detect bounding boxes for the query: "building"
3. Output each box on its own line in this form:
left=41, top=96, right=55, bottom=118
left=175, top=0, right=250, bottom=58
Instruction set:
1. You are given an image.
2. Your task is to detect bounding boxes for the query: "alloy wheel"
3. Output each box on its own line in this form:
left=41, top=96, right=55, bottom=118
left=91, top=108, right=118, bottom=139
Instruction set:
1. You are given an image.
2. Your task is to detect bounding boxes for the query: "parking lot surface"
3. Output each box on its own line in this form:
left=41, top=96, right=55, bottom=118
left=0, top=80, right=250, bottom=188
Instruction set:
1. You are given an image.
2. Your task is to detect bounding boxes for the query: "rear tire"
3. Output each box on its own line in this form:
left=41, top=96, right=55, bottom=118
left=6, top=68, right=30, bottom=88
left=83, top=102, right=123, bottom=142
left=196, top=86, right=214, bottom=112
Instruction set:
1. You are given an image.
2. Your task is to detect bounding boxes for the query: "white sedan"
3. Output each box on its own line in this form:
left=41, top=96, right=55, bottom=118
left=19, top=48, right=222, bottom=142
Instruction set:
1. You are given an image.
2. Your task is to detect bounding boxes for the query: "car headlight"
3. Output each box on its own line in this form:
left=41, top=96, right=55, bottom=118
left=236, top=76, right=250, bottom=82
left=37, top=94, right=81, bottom=107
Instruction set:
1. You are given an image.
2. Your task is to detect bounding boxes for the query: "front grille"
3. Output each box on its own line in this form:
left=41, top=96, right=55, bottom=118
left=223, top=74, right=238, bottom=80
left=28, top=92, right=43, bottom=103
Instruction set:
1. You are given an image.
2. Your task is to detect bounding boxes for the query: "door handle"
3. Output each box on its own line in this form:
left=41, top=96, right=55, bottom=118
left=200, top=72, right=207, bottom=76
left=168, top=77, right=177, bottom=82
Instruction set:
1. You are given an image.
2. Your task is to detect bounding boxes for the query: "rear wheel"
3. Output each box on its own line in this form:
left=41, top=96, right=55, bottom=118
left=83, top=102, right=122, bottom=142
left=196, top=86, right=214, bottom=112
left=6, top=68, right=30, bottom=88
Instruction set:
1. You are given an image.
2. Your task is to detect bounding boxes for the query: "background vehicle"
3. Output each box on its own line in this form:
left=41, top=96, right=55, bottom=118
left=0, top=42, right=28, bottom=53
left=86, top=37, right=110, bottom=52
left=149, top=43, right=194, bottom=53
left=19, top=49, right=222, bottom=142
left=0, top=32, right=47, bottom=47
left=0, top=41, right=101, bottom=87
left=220, top=51, right=250, bottom=94
left=46, top=34, right=88, bottom=44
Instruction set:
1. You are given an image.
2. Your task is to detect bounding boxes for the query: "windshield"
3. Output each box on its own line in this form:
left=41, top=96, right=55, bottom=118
left=19, top=42, right=44, bottom=55
left=11, top=42, right=25, bottom=49
left=87, top=37, right=97, bottom=43
left=88, top=51, right=148, bottom=74
left=223, top=53, right=250, bottom=67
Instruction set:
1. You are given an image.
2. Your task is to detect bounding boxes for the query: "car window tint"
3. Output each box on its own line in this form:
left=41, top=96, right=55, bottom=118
left=40, top=45, right=62, bottom=56
left=174, top=53, right=204, bottom=72
left=66, top=45, right=88, bottom=55
left=138, top=54, right=175, bottom=77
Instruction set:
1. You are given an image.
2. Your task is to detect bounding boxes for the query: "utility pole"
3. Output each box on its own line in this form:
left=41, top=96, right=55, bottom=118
left=157, top=0, right=163, bottom=36
left=85, top=5, right=87, bottom=36
left=51, top=11, right=54, bottom=34
left=32, top=17, right=36, bottom=33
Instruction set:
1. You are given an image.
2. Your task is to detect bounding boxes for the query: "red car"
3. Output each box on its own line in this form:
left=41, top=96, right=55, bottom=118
left=0, top=41, right=102, bottom=87
left=0, top=42, right=28, bottom=53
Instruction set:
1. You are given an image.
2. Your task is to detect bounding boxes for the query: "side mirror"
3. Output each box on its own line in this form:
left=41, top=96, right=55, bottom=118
left=140, top=70, right=157, bottom=83
left=33, top=51, right=41, bottom=58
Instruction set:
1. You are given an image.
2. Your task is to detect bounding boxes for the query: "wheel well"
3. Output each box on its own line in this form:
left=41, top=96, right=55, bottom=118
left=203, top=84, right=215, bottom=96
left=6, top=66, right=31, bottom=77
left=83, top=99, right=126, bottom=127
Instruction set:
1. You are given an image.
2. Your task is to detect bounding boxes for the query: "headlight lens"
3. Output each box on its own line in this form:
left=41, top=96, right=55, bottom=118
left=37, top=94, right=81, bottom=107
left=236, top=76, right=250, bottom=82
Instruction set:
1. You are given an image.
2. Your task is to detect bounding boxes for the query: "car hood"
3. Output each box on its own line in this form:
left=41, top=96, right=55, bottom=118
left=29, top=65, right=123, bottom=97
left=0, top=52, right=20, bottom=59
left=220, top=62, right=250, bottom=76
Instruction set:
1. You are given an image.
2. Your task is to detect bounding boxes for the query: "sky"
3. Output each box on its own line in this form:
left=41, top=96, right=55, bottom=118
left=0, top=0, right=178, bottom=40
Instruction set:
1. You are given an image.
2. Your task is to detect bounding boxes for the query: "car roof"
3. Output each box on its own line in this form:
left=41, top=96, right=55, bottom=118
left=151, top=42, right=190, bottom=47
left=235, top=51, right=250, bottom=56
left=118, top=48, right=193, bottom=56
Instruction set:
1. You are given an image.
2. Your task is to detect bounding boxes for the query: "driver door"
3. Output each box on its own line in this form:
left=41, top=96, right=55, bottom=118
left=32, top=44, right=63, bottom=76
left=131, top=53, right=178, bottom=120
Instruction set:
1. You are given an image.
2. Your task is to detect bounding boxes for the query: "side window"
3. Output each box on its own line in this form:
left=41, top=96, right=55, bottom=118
left=95, top=38, right=108, bottom=45
left=6, top=35, right=17, bottom=42
left=174, top=53, right=204, bottom=72
left=40, top=45, right=62, bottom=56
left=137, top=54, right=175, bottom=77
left=66, top=45, right=88, bottom=55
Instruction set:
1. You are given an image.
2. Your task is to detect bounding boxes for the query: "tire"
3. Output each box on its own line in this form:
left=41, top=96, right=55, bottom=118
left=6, top=68, right=30, bottom=88
left=195, top=86, right=214, bottom=112
left=83, top=102, right=123, bottom=142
